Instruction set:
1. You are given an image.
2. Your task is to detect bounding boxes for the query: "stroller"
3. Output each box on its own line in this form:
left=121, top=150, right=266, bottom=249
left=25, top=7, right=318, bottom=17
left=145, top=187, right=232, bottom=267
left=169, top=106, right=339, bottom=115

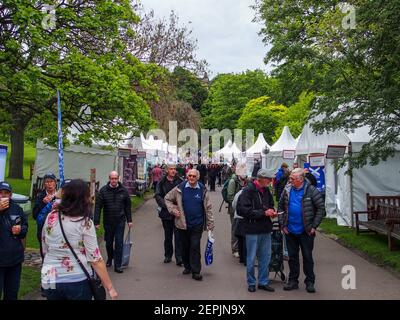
left=269, top=222, right=286, bottom=282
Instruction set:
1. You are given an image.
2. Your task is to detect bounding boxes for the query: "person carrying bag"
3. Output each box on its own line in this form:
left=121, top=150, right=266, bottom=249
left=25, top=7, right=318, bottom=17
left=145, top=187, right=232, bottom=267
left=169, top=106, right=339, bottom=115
left=40, top=179, right=117, bottom=300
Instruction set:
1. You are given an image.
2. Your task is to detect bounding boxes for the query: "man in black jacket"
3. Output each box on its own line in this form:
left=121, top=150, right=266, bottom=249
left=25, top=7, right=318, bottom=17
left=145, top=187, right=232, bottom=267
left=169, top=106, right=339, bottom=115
left=237, top=169, right=277, bottom=293
left=155, top=163, right=183, bottom=265
left=0, top=181, right=28, bottom=300
left=278, top=168, right=325, bottom=293
left=94, top=171, right=132, bottom=273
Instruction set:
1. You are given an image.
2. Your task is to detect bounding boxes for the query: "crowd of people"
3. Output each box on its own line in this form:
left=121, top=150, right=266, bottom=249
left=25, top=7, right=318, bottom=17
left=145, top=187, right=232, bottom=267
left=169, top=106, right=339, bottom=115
left=0, top=156, right=325, bottom=300
left=152, top=159, right=325, bottom=294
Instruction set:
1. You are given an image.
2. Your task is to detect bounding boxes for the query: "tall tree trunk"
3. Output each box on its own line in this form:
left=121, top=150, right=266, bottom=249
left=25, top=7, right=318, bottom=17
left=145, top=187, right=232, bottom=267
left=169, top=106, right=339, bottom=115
left=8, top=125, right=25, bottom=179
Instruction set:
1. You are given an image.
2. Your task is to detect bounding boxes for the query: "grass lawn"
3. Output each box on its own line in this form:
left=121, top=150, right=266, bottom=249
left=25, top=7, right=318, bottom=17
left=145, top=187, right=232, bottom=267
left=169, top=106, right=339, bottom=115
left=2, top=140, right=155, bottom=298
left=319, top=218, right=400, bottom=274
left=19, top=266, right=41, bottom=299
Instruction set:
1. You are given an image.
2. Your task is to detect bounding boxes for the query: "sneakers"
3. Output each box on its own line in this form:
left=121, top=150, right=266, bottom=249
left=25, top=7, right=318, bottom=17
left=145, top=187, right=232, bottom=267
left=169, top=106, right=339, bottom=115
left=192, top=273, right=203, bottom=281
left=283, top=282, right=299, bottom=291
left=176, top=258, right=183, bottom=266
left=233, top=252, right=240, bottom=258
left=257, top=284, right=275, bottom=292
left=182, top=268, right=191, bottom=275
left=106, top=259, right=112, bottom=267
left=164, top=257, right=172, bottom=263
left=248, top=285, right=256, bottom=292
left=306, top=283, right=316, bottom=293
left=114, top=267, right=123, bottom=273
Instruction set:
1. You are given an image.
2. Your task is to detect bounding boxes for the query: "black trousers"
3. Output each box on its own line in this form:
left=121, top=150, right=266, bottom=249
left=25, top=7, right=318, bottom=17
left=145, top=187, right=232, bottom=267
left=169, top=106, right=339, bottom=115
left=161, top=219, right=182, bottom=261
left=285, top=232, right=315, bottom=285
left=177, top=224, right=203, bottom=274
left=104, top=219, right=126, bottom=269
left=209, top=177, right=216, bottom=191
left=0, top=263, right=22, bottom=300
left=237, top=235, right=247, bottom=264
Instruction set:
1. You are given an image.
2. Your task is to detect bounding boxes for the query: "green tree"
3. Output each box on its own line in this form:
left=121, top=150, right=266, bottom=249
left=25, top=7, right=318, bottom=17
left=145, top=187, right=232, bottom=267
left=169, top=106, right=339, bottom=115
left=254, top=0, right=400, bottom=167
left=201, top=70, right=277, bottom=130
left=237, top=96, right=288, bottom=144
left=273, top=91, right=315, bottom=141
left=171, top=66, right=208, bottom=111
left=0, top=1, right=157, bottom=178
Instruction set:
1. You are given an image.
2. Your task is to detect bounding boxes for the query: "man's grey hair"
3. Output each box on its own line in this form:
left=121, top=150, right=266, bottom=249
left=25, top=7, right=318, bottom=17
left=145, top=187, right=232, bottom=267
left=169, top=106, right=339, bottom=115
left=166, top=163, right=177, bottom=169
left=291, top=168, right=305, bottom=180
left=187, top=169, right=200, bottom=179
left=109, top=171, right=119, bottom=178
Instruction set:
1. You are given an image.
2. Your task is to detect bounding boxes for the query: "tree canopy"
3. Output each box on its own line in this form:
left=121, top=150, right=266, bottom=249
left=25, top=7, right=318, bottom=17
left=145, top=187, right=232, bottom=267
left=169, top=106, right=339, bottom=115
left=201, top=70, right=278, bottom=131
left=237, top=96, right=288, bottom=144
left=254, top=0, right=400, bottom=167
left=0, top=1, right=157, bottom=178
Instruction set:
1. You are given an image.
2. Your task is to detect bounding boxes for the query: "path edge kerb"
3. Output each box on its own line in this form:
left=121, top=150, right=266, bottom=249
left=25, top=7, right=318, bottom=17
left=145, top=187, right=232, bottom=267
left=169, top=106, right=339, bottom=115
left=318, top=228, right=400, bottom=280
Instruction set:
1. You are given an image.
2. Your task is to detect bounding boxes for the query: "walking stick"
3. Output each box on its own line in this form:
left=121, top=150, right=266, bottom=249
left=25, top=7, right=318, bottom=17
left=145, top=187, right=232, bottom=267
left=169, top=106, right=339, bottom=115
left=219, top=199, right=225, bottom=213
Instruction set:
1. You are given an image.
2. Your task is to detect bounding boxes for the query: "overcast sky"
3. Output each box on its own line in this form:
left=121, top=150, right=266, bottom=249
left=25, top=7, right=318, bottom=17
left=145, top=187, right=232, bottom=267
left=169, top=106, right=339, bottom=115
left=141, top=0, right=271, bottom=77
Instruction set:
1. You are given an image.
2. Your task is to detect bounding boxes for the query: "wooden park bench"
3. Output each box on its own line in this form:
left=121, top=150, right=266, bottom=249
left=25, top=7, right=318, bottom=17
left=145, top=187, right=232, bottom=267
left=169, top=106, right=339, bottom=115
left=31, top=176, right=100, bottom=202
left=354, top=194, right=400, bottom=250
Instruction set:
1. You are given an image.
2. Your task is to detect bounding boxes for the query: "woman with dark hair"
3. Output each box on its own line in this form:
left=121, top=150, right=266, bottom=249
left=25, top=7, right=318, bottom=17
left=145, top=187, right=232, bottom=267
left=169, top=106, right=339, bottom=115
left=41, top=179, right=117, bottom=300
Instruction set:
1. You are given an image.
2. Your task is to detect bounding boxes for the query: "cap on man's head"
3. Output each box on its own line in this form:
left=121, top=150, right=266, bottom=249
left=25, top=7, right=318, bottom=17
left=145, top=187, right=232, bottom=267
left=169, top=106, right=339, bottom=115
left=257, top=169, right=275, bottom=179
left=43, top=172, right=57, bottom=181
left=0, top=181, right=12, bottom=192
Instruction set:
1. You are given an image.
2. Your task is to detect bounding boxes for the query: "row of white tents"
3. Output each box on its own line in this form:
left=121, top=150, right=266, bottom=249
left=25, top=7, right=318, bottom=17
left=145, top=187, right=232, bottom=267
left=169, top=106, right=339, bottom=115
left=213, top=122, right=399, bottom=228
left=33, top=118, right=399, bottom=228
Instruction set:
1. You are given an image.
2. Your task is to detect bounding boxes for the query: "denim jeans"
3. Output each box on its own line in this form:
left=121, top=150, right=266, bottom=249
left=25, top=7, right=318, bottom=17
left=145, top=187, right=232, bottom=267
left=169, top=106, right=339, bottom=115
left=161, top=219, right=182, bottom=261
left=0, top=263, right=22, bottom=300
left=44, top=279, right=92, bottom=300
left=104, top=219, right=126, bottom=268
left=285, top=232, right=315, bottom=285
left=246, top=233, right=271, bottom=286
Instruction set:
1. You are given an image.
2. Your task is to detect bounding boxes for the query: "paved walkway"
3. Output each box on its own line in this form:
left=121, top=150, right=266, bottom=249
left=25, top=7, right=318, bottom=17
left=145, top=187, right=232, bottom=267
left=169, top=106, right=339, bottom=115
left=107, top=186, right=400, bottom=300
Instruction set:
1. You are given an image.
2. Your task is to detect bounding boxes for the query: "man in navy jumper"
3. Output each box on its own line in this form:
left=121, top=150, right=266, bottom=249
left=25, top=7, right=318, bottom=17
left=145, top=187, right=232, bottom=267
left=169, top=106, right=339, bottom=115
left=165, top=169, right=214, bottom=281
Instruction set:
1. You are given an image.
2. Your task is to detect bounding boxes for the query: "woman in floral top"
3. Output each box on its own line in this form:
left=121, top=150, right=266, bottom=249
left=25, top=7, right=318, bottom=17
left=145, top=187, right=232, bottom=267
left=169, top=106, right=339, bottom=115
left=41, top=179, right=117, bottom=300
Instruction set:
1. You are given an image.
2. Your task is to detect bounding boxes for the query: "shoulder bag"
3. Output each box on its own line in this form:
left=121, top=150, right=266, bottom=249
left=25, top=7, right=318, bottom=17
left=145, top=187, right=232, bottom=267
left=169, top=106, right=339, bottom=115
left=58, top=211, right=106, bottom=300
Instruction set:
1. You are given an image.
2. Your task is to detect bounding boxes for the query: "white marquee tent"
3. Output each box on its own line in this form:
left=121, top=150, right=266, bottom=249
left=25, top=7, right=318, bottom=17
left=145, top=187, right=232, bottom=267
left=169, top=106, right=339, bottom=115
left=266, top=126, right=297, bottom=172
left=33, top=139, right=118, bottom=191
left=246, top=133, right=270, bottom=155
left=295, top=121, right=400, bottom=226
left=214, top=140, right=242, bottom=162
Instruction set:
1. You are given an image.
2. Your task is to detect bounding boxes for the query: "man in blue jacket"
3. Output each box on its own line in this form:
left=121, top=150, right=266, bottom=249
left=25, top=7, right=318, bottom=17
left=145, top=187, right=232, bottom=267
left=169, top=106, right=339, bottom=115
left=0, top=181, right=28, bottom=300
left=278, top=168, right=325, bottom=293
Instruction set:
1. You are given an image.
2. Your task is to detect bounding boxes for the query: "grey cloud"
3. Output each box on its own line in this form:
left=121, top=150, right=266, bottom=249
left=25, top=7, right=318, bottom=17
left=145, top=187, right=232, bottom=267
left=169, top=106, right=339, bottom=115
left=141, top=0, right=270, bottom=76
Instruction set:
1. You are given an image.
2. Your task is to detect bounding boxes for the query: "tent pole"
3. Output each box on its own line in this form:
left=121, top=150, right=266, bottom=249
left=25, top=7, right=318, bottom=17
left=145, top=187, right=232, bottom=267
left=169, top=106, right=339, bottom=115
left=348, top=142, right=355, bottom=228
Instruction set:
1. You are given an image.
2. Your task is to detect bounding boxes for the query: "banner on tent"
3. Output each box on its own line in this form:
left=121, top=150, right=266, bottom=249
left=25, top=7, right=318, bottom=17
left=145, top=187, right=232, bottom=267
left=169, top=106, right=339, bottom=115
left=326, top=145, right=347, bottom=159
left=0, top=145, right=7, bottom=181
left=309, top=154, right=325, bottom=167
left=306, top=164, right=326, bottom=193
left=282, top=150, right=295, bottom=159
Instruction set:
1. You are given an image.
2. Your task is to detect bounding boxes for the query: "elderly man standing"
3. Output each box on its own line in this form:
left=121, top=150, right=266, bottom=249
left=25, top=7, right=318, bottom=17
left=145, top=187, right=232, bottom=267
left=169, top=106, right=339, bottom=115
left=0, top=181, right=28, bottom=300
left=165, top=169, right=214, bottom=281
left=278, top=168, right=325, bottom=293
left=237, top=169, right=277, bottom=293
left=94, top=171, right=132, bottom=273
left=155, top=163, right=183, bottom=265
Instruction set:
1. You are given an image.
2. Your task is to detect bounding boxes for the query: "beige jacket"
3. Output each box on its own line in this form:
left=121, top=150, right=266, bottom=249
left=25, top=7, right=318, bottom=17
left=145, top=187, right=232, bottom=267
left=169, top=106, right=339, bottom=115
left=164, top=182, right=214, bottom=231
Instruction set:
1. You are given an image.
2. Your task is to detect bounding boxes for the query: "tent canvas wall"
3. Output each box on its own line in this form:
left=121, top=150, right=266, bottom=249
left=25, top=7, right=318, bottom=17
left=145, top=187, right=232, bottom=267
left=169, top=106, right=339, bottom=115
left=295, top=123, right=400, bottom=226
left=33, top=140, right=118, bottom=194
